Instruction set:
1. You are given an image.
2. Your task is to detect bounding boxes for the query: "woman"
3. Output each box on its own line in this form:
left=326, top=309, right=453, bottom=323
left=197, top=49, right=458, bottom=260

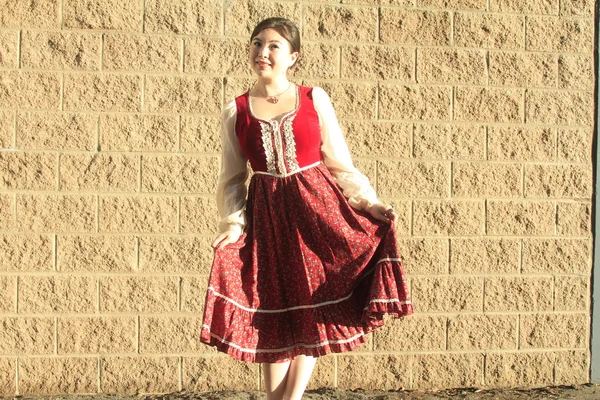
left=201, top=17, right=413, bottom=400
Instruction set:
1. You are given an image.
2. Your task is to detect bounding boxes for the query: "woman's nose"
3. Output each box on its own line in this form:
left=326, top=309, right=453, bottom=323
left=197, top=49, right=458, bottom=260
left=259, top=45, right=269, bottom=57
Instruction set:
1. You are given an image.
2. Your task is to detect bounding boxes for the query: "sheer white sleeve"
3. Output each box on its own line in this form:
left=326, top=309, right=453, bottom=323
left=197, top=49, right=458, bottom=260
left=216, top=99, right=249, bottom=235
left=312, top=86, right=380, bottom=211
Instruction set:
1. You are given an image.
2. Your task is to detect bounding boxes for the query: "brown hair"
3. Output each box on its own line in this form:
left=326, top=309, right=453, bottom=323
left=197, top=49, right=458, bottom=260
left=250, top=17, right=301, bottom=70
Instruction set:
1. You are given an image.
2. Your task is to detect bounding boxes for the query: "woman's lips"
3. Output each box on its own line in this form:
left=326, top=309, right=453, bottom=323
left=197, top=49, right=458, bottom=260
left=257, top=61, right=270, bottom=68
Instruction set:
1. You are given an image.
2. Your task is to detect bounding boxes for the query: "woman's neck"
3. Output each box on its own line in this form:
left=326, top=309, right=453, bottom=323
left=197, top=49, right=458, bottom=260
left=253, top=77, right=292, bottom=97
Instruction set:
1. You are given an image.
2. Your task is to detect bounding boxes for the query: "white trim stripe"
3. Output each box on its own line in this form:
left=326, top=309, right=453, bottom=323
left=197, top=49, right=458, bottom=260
left=202, top=325, right=367, bottom=354
left=253, top=161, right=321, bottom=178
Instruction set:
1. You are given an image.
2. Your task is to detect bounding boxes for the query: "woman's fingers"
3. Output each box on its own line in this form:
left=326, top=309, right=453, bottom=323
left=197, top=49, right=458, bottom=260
left=211, top=231, right=241, bottom=249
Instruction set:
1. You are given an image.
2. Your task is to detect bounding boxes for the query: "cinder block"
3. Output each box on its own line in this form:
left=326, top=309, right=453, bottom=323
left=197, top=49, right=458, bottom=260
left=0, top=358, right=16, bottom=396
left=139, top=236, right=213, bottom=274
left=526, top=16, right=593, bottom=52
left=17, top=194, right=95, bottom=233
left=558, top=54, right=594, bottom=90
left=64, top=0, right=142, bottom=30
left=555, top=350, right=589, bottom=385
left=140, top=316, right=205, bottom=353
left=224, top=77, right=255, bottom=101
left=0, top=71, right=61, bottom=110
left=490, top=0, right=559, bottom=14
left=338, top=354, right=410, bottom=390
left=100, top=114, right=177, bottom=152
left=557, top=201, right=591, bottom=236
left=378, top=160, right=450, bottom=198
left=524, top=164, right=592, bottom=199
left=414, top=123, right=485, bottom=160
left=99, top=276, right=178, bottom=313
left=18, top=275, right=96, bottom=313
left=304, top=4, right=377, bottom=42
left=99, top=195, right=178, bottom=233
left=308, top=81, right=377, bottom=120
left=418, top=48, right=486, bottom=85
left=58, top=317, right=136, bottom=354
left=522, top=238, right=591, bottom=274
left=373, top=315, right=445, bottom=351
left=0, top=194, right=13, bottom=231
left=520, top=313, right=587, bottom=348
left=397, top=238, right=448, bottom=275
left=104, top=33, right=179, bottom=72
left=342, top=121, right=411, bottom=159
left=558, top=127, right=592, bottom=163
left=487, top=200, right=555, bottom=235
left=448, top=314, right=517, bottom=350
left=413, top=353, right=483, bottom=389
left=525, top=89, right=593, bottom=126
left=379, top=198, right=411, bottom=237
left=64, top=73, right=142, bottom=112
left=455, top=87, right=523, bottom=123
left=453, top=162, right=521, bottom=197
left=0, top=30, right=18, bottom=68
left=101, top=356, right=179, bottom=394
left=18, top=112, right=97, bottom=151
left=413, top=200, right=484, bottom=236
left=295, top=42, right=339, bottom=80
left=183, top=356, right=258, bottom=391
left=0, top=152, right=56, bottom=190
left=484, top=276, right=553, bottom=312
left=225, top=0, right=300, bottom=37
left=412, top=276, right=483, bottom=312
left=141, top=155, right=218, bottom=194
left=60, top=153, right=138, bottom=192
left=0, top=234, right=53, bottom=272
left=0, top=0, right=59, bottom=28
left=488, top=126, right=555, bottom=162
left=555, top=276, right=589, bottom=311
left=180, top=196, right=219, bottom=235
left=307, top=354, right=335, bottom=390
left=560, top=0, right=595, bottom=16
left=417, top=0, right=486, bottom=10
left=379, top=84, right=451, bottom=121
left=0, top=317, right=54, bottom=355
left=380, top=9, right=451, bottom=46
left=450, top=238, right=520, bottom=274
left=0, top=275, right=15, bottom=312
left=57, top=235, right=136, bottom=273
left=454, top=12, right=524, bottom=49
left=144, top=76, right=220, bottom=114
left=21, top=30, right=101, bottom=70
left=184, top=37, right=250, bottom=76
left=181, top=116, right=221, bottom=153
left=342, top=45, right=414, bottom=81
left=19, top=357, right=97, bottom=395
left=181, top=276, right=209, bottom=313
left=485, top=352, right=554, bottom=387
left=0, top=110, right=14, bottom=148
left=489, top=51, right=557, bottom=87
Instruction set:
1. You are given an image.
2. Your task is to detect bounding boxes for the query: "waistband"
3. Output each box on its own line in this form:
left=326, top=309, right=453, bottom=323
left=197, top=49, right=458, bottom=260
left=253, top=161, right=322, bottom=178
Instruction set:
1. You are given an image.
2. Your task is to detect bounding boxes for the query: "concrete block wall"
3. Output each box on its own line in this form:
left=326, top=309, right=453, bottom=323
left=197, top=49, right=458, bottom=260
left=0, top=0, right=596, bottom=395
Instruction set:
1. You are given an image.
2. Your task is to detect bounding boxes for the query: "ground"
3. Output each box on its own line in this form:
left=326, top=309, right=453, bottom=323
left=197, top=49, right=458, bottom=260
left=8, top=384, right=600, bottom=400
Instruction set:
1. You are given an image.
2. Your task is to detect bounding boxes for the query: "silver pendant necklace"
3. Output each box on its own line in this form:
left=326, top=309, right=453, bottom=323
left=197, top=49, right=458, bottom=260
left=254, top=82, right=292, bottom=104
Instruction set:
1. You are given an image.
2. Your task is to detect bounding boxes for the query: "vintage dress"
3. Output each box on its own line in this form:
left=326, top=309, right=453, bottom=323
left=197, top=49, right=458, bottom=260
left=200, top=84, right=414, bottom=363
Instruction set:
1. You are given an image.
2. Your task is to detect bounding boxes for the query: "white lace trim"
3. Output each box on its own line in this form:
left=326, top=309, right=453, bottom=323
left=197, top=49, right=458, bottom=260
left=282, top=114, right=300, bottom=172
left=259, top=120, right=277, bottom=175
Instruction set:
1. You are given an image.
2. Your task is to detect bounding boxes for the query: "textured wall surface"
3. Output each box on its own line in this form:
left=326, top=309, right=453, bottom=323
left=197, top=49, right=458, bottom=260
left=0, top=0, right=596, bottom=395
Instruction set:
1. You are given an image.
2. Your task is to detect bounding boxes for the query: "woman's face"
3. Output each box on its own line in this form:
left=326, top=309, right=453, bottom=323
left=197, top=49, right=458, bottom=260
left=249, top=28, right=298, bottom=79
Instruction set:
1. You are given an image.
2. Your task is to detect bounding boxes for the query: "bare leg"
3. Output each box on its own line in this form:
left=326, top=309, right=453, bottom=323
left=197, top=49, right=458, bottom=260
left=282, top=355, right=317, bottom=400
left=263, top=360, right=291, bottom=400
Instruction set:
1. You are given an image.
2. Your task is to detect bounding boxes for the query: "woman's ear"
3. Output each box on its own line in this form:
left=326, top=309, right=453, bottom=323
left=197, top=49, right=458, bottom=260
left=289, top=51, right=299, bottom=68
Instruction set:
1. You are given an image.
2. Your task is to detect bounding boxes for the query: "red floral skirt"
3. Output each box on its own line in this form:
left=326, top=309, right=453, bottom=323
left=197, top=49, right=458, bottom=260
left=200, top=163, right=413, bottom=363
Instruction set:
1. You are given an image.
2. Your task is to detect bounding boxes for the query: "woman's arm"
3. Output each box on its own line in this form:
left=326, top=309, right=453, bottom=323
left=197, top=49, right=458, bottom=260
left=212, top=99, right=249, bottom=248
left=313, top=86, right=397, bottom=224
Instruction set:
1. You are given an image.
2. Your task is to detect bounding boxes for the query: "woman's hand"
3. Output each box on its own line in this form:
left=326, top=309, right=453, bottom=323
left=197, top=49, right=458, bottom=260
left=211, top=230, right=241, bottom=249
left=368, top=203, right=398, bottom=224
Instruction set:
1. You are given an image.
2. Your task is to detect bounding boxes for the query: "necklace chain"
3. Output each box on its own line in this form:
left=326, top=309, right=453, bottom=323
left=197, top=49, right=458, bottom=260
left=252, top=82, right=292, bottom=104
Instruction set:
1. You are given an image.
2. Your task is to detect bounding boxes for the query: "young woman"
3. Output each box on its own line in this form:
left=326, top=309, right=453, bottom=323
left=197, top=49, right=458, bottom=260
left=201, top=17, right=414, bottom=400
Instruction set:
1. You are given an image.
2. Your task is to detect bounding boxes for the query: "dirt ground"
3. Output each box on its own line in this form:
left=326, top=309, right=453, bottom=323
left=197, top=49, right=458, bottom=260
left=9, top=384, right=600, bottom=400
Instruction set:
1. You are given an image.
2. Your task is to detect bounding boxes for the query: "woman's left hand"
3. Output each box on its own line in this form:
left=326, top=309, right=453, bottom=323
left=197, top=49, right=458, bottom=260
left=368, top=203, right=398, bottom=224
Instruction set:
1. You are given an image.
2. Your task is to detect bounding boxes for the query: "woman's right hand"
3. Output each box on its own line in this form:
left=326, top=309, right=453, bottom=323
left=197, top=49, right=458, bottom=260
left=211, top=230, right=241, bottom=249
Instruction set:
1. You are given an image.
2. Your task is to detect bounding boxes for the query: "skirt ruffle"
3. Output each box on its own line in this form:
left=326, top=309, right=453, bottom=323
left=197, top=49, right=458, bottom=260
left=200, top=163, right=414, bottom=363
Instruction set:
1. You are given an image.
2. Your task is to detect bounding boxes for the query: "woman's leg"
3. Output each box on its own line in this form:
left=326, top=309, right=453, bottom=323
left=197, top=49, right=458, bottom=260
left=262, top=360, right=291, bottom=400
left=282, top=355, right=317, bottom=400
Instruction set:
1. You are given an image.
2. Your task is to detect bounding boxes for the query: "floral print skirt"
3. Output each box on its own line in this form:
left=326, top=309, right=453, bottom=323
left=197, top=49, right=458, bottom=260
left=200, top=163, right=414, bottom=363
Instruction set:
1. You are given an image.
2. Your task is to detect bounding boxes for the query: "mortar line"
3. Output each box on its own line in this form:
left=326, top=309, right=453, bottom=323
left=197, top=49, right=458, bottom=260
left=334, top=354, right=338, bottom=388
left=180, top=38, right=185, bottom=74
left=135, top=236, right=140, bottom=272
left=141, top=74, right=145, bottom=112
left=59, top=0, right=64, bottom=28
left=17, top=30, right=21, bottom=69
left=54, top=317, right=58, bottom=354
left=414, top=48, right=418, bottom=84
left=60, top=72, right=64, bottom=112
left=142, top=0, right=146, bottom=34
left=98, top=357, right=102, bottom=392
left=177, top=115, right=182, bottom=152
left=516, top=314, right=521, bottom=349
left=12, top=109, right=17, bottom=148
left=179, top=356, right=183, bottom=391
left=56, top=153, right=61, bottom=190
left=138, top=155, right=143, bottom=192
left=137, top=315, right=140, bottom=354
left=13, top=193, right=17, bottom=232
left=95, top=195, right=99, bottom=233
left=15, top=358, right=19, bottom=395
left=178, top=276, right=182, bottom=312
left=376, top=6, right=380, bottom=43
left=13, top=276, right=17, bottom=313
left=177, top=196, right=181, bottom=234
left=96, top=115, right=100, bottom=152
left=53, top=234, right=58, bottom=272
left=97, top=277, right=100, bottom=313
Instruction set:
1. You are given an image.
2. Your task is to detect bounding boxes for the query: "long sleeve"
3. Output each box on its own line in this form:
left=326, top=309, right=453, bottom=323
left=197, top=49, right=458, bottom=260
left=312, top=86, right=380, bottom=211
left=216, top=99, right=249, bottom=235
